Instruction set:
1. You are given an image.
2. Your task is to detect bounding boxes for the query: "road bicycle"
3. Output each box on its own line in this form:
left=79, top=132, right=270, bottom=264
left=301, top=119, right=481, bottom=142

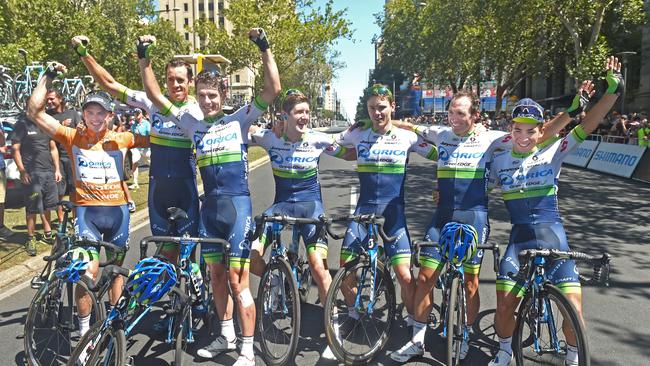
left=252, top=213, right=321, bottom=366
left=54, top=75, right=94, bottom=109
left=24, top=201, right=126, bottom=366
left=413, top=229, right=500, bottom=366
left=12, top=49, right=44, bottom=111
left=0, top=64, right=15, bottom=110
left=322, top=213, right=396, bottom=365
left=509, top=249, right=611, bottom=366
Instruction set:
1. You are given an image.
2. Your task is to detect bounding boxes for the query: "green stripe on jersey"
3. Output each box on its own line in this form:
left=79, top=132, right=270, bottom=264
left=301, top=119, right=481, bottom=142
left=150, top=135, right=193, bottom=148
left=272, top=167, right=317, bottom=179
left=357, top=163, right=405, bottom=174
left=503, top=185, right=556, bottom=201
left=197, top=151, right=241, bottom=167
left=437, top=167, right=485, bottom=179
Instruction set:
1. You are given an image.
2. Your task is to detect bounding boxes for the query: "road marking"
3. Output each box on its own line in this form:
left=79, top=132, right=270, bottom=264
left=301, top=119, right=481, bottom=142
left=349, top=185, right=357, bottom=215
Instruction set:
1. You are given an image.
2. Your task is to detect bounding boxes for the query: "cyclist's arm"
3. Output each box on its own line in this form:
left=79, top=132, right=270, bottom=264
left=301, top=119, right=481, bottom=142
left=253, top=30, right=281, bottom=107
left=412, top=135, right=438, bottom=161
left=27, top=70, right=67, bottom=137
left=580, top=57, right=622, bottom=136
left=49, top=140, right=61, bottom=179
left=78, top=54, right=127, bottom=97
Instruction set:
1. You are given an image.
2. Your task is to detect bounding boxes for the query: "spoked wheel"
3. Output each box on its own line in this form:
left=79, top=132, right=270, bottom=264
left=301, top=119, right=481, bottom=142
left=323, top=259, right=396, bottom=365
left=446, top=276, right=465, bottom=366
left=513, top=284, right=589, bottom=366
left=24, top=279, right=105, bottom=366
left=256, top=257, right=300, bottom=366
left=67, top=321, right=126, bottom=366
left=297, top=257, right=313, bottom=304
left=172, top=281, right=192, bottom=366
left=12, top=72, right=29, bottom=111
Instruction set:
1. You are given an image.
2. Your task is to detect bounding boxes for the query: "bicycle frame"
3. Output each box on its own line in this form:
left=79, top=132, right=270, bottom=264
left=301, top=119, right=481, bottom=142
left=439, top=263, right=467, bottom=340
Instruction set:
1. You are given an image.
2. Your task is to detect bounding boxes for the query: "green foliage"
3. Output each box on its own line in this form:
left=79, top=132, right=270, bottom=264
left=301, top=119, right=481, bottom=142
left=0, top=0, right=190, bottom=91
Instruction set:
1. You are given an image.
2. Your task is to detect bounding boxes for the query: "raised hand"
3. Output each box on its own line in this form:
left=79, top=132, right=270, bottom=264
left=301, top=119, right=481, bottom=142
left=136, top=35, right=157, bottom=59
left=249, top=28, right=270, bottom=52
left=567, top=80, right=595, bottom=118
left=604, top=56, right=624, bottom=95
left=71, top=35, right=90, bottom=57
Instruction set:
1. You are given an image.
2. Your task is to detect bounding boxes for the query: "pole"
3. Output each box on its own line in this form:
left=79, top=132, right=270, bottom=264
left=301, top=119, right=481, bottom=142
left=622, top=64, right=628, bottom=114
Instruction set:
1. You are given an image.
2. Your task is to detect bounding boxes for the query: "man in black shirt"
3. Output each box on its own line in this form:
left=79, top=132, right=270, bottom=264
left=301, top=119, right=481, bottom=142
left=11, top=111, right=61, bottom=255
left=46, top=89, right=81, bottom=222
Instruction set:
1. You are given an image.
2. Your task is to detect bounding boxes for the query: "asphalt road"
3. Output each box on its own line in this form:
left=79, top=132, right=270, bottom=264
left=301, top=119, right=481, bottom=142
left=0, top=148, right=648, bottom=365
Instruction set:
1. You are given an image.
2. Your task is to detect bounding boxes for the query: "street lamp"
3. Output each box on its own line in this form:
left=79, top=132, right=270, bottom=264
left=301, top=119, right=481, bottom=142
left=617, top=51, right=637, bottom=115
left=156, top=5, right=181, bottom=28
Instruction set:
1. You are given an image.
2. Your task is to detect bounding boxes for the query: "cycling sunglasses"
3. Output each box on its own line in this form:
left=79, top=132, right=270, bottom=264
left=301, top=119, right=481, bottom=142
left=368, top=84, right=393, bottom=99
left=512, top=104, right=544, bottom=124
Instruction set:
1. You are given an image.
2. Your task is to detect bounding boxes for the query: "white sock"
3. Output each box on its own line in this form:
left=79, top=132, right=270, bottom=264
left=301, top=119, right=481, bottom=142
left=221, top=319, right=236, bottom=342
left=406, top=313, right=414, bottom=326
left=241, top=336, right=254, bottom=358
left=332, top=313, right=341, bottom=339
left=348, top=307, right=360, bottom=320
left=566, top=344, right=579, bottom=365
left=78, top=314, right=91, bottom=336
left=412, top=320, right=426, bottom=346
left=132, top=168, right=139, bottom=185
left=498, top=336, right=513, bottom=355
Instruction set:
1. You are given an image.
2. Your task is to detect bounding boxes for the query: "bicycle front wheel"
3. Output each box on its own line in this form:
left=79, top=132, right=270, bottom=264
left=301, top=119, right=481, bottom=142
left=25, top=278, right=105, bottom=366
left=324, top=259, right=396, bottom=365
left=66, top=320, right=126, bottom=366
left=256, top=257, right=301, bottom=366
left=297, top=255, right=313, bottom=304
left=173, top=276, right=192, bottom=366
left=446, top=276, right=465, bottom=366
left=513, top=284, right=589, bottom=366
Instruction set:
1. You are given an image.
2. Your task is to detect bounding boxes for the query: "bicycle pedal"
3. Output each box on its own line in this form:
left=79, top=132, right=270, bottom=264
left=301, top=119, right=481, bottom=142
left=31, top=276, right=45, bottom=289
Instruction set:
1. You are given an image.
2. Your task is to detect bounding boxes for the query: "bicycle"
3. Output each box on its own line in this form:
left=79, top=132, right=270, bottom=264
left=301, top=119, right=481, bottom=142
left=509, top=249, right=611, bottom=366
left=12, top=49, right=44, bottom=111
left=322, top=213, right=397, bottom=365
left=251, top=213, right=322, bottom=366
left=140, top=211, right=229, bottom=366
left=413, top=226, right=500, bottom=366
left=54, top=75, right=94, bottom=109
left=0, top=64, right=15, bottom=110
left=24, top=201, right=126, bottom=366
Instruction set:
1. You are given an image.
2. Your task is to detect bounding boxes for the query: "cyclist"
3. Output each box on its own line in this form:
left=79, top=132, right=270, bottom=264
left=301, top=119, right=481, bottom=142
left=27, top=62, right=149, bottom=337
left=390, top=86, right=592, bottom=361
left=248, top=88, right=355, bottom=360
left=334, top=84, right=438, bottom=339
left=487, top=56, right=622, bottom=366
left=138, top=28, right=280, bottom=366
left=71, top=35, right=200, bottom=263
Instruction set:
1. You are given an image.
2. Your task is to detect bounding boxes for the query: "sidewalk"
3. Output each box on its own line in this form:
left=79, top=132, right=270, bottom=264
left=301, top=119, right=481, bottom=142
left=0, top=155, right=270, bottom=298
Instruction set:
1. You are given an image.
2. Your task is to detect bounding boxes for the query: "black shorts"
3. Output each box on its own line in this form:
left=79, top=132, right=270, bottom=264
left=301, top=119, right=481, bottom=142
left=25, top=171, right=58, bottom=214
left=57, top=158, right=74, bottom=196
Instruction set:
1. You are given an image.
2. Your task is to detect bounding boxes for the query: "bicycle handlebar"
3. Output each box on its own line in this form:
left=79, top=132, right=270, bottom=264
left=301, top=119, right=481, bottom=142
left=251, top=214, right=326, bottom=241
left=412, top=240, right=500, bottom=273
left=510, top=249, right=612, bottom=286
left=43, top=237, right=126, bottom=267
left=139, top=235, right=231, bottom=259
left=321, top=214, right=397, bottom=243
left=84, top=264, right=131, bottom=292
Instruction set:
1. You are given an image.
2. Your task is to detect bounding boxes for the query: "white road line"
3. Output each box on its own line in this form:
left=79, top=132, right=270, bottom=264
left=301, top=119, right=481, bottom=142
left=349, top=185, right=357, bottom=215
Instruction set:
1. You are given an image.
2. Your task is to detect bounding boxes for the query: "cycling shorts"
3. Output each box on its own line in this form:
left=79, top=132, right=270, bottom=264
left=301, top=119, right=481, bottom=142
left=260, top=200, right=327, bottom=257
left=496, top=222, right=580, bottom=297
left=200, top=195, right=253, bottom=269
left=148, top=176, right=199, bottom=252
left=419, top=209, right=489, bottom=274
left=340, top=202, right=411, bottom=267
left=75, top=204, right=130, bottom=263
left=25, top=171, right=58, bottom=215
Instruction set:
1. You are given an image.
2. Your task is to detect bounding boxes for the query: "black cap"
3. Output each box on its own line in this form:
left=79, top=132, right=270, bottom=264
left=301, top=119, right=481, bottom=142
left=82, top=92, right=113, bottom=112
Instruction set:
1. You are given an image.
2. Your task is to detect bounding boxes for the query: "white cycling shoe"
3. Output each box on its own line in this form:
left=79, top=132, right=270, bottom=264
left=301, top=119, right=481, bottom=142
left=321, top=345, right=337, bottom=360
left=390, top=341, right=424, bottom=363
left=488, top=349, right=513, bottom=366
left=233, top=352, right=256, bottom=366
left=196, top=335, right=237, bottom=358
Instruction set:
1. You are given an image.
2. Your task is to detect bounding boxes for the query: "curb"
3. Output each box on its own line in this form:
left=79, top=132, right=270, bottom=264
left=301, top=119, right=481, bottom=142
left=0, top=156, right=270, bottom=299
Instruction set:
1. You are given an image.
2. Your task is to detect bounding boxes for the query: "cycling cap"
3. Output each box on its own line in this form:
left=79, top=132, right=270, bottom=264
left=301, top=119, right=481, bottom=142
left=83, top=91, right=113, bottom=112
left=512, top=98, right=544, bottom=124
left=438, top=222, right=479, bottom=265
left=126, top=257, right=177, bottom=305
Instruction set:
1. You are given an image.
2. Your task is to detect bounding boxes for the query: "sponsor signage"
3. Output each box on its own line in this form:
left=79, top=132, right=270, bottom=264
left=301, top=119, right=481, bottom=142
left=564, top=140, right=599, bottom=167
left=587, top=142, right=645, bottom=178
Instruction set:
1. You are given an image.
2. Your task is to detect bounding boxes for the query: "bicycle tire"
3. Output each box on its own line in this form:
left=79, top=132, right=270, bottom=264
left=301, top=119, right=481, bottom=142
left=297, top=256, right=313, bottom=304
left=66, top=320, right=126, bottom=366
left=256, top=256, right=300, bottom=366
left=25, top=278, right=105, bottom=366
left=173, top=276, right=192, bottom=366
left=513, top=284, right=589, bottom=366
left=446, top=276, right=464, bottom=366
left=323, top=259, right=396, bottom=365
left=12, top=72, right=28, bottom=111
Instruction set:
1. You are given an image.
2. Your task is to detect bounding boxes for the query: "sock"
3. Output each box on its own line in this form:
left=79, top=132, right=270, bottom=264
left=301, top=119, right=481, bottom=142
left=132, top=168, right=139, bottom=185
left=412, top=320, right=426, bottom=346
left=241, top=336, right=254, bottom=358
left=566, top=344, right=579, bottom=365
left=498, top=336, right=513, bottom=355
left=405, top=313, right=413, bottom=326
left=348, top=307, right=360, bottom=320
left=78, top=314, right=91, bottom=336
left=220, top=319, right=236, bottom=343
left=332, top=313, right=340, bottom=339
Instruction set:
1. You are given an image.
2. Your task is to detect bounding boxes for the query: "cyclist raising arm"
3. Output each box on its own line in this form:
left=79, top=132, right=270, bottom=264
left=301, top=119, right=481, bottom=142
left=27, top=62, right=149, bottom=337
left=139, top=28, right=280, bottom=366
left=71, top=35, right=201, bottom=264
left=488, top=56, right=622, bottom=366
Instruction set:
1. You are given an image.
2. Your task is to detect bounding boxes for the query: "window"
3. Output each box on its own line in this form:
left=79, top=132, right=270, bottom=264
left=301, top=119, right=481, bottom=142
left=218, top=1, right=224, bottom=10
left=219, top=16, right=225, bottom=28
left=184, top=18, right=189, bottom=26
left=185, top=33, right=189, bottom=41
left=208, top=3, right=214, bottom=11
left=183, top=3, right=188, bottom=11
left=208, top=17, right=214, bottom=22
left=198, top=3, right=204, bottom=11
left=235, top=75, right=240, bottom=83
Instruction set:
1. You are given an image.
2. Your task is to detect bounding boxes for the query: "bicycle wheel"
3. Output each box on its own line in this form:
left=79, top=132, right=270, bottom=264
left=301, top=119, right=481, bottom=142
left=256, top=256, right=300, bottom=366
left=513, top=284, right=589, bottom=366
left=25, top=278, right=105, bottom=366
left=12, top=72, right=28, bottom=111
left=323, top=259, right=396, bottom=365
left=173, top=276, right=192, bottom=366
left=67, top=321, right=126, bottom=366
left=297, top=256, right=313, bottom=304
left=446, top=276, right=464, bottom=366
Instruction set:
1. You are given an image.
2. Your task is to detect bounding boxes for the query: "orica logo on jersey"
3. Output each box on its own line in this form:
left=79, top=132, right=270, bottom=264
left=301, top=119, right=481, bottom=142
left=194, top=132, right=237, bottom=150
left=499, top=173, right=515, bottom=185
left=152, top=113, right=164, bottom=130
left=269, top=149, right=284, bottom=164
left=357, top=144, right=370, bottom=158
left=357, top=144, right=406, bottom=159
left=285, top=156, right=318, bottom=163
left=438, top=146, right=484, bottom=162
left=515, top=168, right=552, bottom=181
left=77, top=156, right=112, bottom=169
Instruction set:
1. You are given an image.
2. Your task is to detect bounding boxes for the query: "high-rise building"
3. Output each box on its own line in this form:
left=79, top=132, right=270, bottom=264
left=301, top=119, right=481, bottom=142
left=158, top=0, right=256, bottom=106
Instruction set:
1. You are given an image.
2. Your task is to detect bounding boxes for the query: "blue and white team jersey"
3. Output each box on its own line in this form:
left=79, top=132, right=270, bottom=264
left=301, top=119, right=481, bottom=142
left=336, top=126, right=438, bottom=204
left=413, top=125, right=509, bottom=211
left=489, top=125, right=588, bottom=225
left=170, top=97, right=268, bottom=196
left=118, top=88, right=202, bottom=178
left=251, top=129, right=347, bottom=203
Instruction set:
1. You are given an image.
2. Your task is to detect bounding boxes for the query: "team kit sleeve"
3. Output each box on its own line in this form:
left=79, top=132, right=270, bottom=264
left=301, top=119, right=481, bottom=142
left=335, top=129, right=356, bottom=148
left=117, top=87, right=154, bottom=112
left=250, top=128, right=273, bottom=150
left=232, top=96, right=270, bottom=138
left=320, top=134, right=348, bottom=158
left=413, top=124, right=442, bottom=144
left=551, top=125, right=588, bottom=165
left=53, top=125, right=76, bottom=147
left=411, top=134, right=438, bottom=160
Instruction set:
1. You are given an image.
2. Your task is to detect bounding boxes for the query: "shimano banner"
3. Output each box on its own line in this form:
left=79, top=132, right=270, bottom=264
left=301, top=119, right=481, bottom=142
left=587, top=142, right=645, bottom=178
left=564, top=140, right=600, bottom=167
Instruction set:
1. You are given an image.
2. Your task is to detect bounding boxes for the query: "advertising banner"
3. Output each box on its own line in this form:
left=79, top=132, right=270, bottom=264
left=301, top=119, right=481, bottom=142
left=587, top=142, right=645, bottom=178
left=564, top=140, right=599, bottom=167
